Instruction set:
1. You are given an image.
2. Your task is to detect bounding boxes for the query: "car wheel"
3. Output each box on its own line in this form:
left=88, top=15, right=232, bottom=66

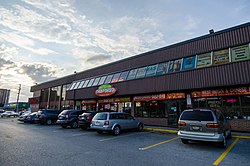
left=97, top=130, right=103, bottom=134
left=71, top=121, right=78, bottom=129
left=181, top=139, right=189, bottom=144
left=219, top=135, right=227, bottom=149
left=46, top=119, right=52, bottom=125
left=61, top=124, right=67, bottom=128
left=113, top=125, right=121, bottom=136
left=138, top=123, right=144, bottom=132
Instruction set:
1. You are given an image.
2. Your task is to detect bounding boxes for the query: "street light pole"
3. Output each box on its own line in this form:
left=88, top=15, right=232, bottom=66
left=16, top=84, right=21, bottom=113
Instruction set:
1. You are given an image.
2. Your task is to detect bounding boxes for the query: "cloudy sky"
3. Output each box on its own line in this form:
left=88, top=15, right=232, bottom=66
left=0, top=0, right=249, bottom=102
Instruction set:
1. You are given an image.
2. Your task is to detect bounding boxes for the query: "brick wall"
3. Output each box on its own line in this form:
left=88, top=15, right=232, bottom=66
left=230, top=119, right=250, bottom=132
left=137, top=118, right=168, bottom=126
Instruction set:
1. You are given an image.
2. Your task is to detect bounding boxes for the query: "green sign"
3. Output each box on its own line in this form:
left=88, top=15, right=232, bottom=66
left=231, top=44, right=250, bottom=62
left=197, top=52, right=212, bottom=68
left=213, top=49, right=229, bottom=65
left=98, top=84, right=112, bottom=90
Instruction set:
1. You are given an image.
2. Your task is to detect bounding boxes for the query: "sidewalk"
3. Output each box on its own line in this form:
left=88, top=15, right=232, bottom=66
left=144, top=125, right=250, bottom=137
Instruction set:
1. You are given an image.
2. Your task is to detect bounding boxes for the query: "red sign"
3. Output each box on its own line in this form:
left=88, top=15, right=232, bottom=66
left=191, top=87, right=250, bottom=98
left=95, top=84, right=117, bottom=97
left=134, top=94, right=166, bottom=101
left=82, top=100, right=96, bottom=104
left=29, top=98, right=39, bottom=104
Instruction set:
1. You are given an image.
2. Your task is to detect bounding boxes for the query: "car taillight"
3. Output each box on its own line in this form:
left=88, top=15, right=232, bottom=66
left=206, top=123, right=220, bottom=128
left=178, top=121, right=186, bottom=126
left=104, top=121, right=109, bottom=125
left=87, top=116, right=92, bottom=120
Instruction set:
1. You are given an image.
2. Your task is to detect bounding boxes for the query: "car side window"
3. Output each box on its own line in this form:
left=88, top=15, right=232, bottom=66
left=117, top=114, right=125, bottom=119
left=125, top=114, right=134, bottom=120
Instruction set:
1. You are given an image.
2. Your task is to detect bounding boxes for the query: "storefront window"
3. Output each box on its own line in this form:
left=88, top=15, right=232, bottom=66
left=136, top=67, right=147, bottom=79
left=92, top=77, right=100, bottom=86
left=87, top=78, right=95, bottom=87
left=82, top=80, right=89, bottom=88
left=49, top=86, right=61, bottom=109
left=98, top=76, right=107, bottom=85
left=40, top=88, right=49, bottom=109
left=111, top=73, right=121, bottom=83
left=105, top=74, right=113, bottom=84
left=156, top=62, right=168, bottom=75
left=118, top=71, right=129, bottom=82
left=146, top=64, right=158, bottom=77
left=78, top=80, right=85, bottom=89
left=127, top=69, right=138, bottom=80
left=135, top=101, right=166, bottom=118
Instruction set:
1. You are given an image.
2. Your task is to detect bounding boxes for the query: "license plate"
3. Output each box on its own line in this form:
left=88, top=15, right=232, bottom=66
left=191, top=126, right=201, bottom=131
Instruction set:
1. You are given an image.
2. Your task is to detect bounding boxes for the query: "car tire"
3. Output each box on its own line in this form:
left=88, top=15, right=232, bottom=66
left=181, top=139, right=189, bottom=144
left=97, top=130, right=103, bottom=134
left=113, top=125, right=121, bottom=136
left=71, top=121, right=78, bottom=129
left=61, top=124, right=67, bottom=128
left=46, top=119, right=52, bottom=125
left=138, top=123, right=144, bottom=132
left=219, top=135, right=227, bottom=149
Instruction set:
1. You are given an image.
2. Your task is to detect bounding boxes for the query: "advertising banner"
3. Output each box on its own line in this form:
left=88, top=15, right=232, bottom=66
left=146, top=64, right=158, bottom=77
left=231, top=44, right=250, bottom=62
left=134, top=94, right=166, bottom=101
left=213, top=49, right=230, bottom=65
left=156, top=62, right=169, bottom=75
left=173, top=59, right=182, bottom=72
left=166, top=93, right=185, bottom=99
left=196, top=52, right=212, bottom=68
left=182, top=56, right=196, bottom=70
left=95, top=84, right=117, bottom=97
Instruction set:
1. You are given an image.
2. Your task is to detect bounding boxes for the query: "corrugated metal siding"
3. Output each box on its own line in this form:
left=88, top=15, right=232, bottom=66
left=31, top=23, right=250, bottom=92
left=66, top=61, right=250, bottom=100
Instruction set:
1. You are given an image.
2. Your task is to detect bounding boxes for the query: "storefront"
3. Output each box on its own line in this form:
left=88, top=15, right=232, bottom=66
left=30, top=22, right=250, bottom=131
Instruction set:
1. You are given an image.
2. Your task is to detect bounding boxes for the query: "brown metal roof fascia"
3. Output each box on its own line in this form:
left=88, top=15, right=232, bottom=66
left=32, top=23, right=250, bottom=92
left=66, top=61, right=250, bottom=100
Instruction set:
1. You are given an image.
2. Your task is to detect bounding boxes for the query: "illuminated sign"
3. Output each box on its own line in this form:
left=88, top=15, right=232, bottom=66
left=95, top=84, right=117, bottom=97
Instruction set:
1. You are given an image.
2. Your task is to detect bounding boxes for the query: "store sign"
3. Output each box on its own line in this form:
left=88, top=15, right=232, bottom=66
left=231, top=44, right=250, bottom=62
left=98, top=97, right=131, bottom=103
left=166, top=93, right=185, bottom=99
left=191, top=87, right=250, bottom=98
left=196, top=52, right=212, bottom=68
left=95, top=84, right=117, bottom=97
left=81, top=100, right=96, bottom=104
left=213, top=49, right=230, bottom=65
left=182, top=56, right=196, bottom=70
left=134, top=94, right=166, bottom=101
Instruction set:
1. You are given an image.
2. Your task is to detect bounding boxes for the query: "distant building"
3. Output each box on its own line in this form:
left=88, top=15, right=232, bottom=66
left=3, top=102, right=30, bottom=112
left=0, top=89, right=10, bottom=107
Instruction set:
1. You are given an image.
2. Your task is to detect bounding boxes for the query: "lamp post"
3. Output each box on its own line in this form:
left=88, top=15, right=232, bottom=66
left=16, top=84, right=21, bottom=113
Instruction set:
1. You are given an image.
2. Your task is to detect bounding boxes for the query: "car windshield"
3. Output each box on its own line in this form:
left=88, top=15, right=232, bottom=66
left=60, top=110, right=70, bottom=115
left=93, top=113, right=107, bottom=120
left=180, top=111, right=214, bottom=121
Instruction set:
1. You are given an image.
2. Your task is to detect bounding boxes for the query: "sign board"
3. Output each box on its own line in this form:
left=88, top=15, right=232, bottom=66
left=182, top=56, right=196, bottom=70
left=213, top=49, right=229, bottom=65
left=196, top=52, right=212, bottom=68
left=95, top=84, right=117, bottom=97
left=231, top=44, right=250, bottom=62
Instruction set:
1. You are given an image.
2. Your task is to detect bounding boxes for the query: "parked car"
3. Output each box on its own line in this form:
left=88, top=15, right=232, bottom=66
left=178, top=108, right=231, bottom=148
left=0, top=111, right=19, bottom=118
left=0, top=109, right=5, bottom=114
left=57, top=110, right=85, bottom=128
left=17, top=112, right=31, bottom=122
left=25, top=112, right=38, bottom=123
left=35, top=109, right=62, bottom=125
left=78, top=111, right=98, bottom=129
left=91, top=112, right=144, bottom=135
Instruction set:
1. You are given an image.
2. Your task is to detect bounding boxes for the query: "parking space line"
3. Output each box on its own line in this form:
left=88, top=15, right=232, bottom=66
left=99, top=133, right=143, bottom=142
left=139, top=137, right=179, bottom=151
left=232, top=136, right=250, bottom=139
left=72, top=133, right=88, bottom=137
left=213, top=138, right=240, bottom=166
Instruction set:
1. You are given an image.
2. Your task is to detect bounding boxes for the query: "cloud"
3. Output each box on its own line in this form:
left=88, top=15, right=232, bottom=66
left=19, top=63, right=64, bottom=83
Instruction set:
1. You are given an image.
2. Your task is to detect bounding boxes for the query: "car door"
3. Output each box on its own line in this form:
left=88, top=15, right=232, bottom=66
left=125, top=114, right=138, bottom=129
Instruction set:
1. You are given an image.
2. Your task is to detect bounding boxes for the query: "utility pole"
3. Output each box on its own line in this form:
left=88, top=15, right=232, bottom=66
left=16, top=84, right=21, bottom=113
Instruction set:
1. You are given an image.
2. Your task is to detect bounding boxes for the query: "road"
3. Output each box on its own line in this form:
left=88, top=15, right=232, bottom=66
left=0, top=118, right=250, bottom=166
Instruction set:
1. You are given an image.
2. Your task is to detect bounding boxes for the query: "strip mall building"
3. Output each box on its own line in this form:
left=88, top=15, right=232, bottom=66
left=30, top=22, right=250, bottom=132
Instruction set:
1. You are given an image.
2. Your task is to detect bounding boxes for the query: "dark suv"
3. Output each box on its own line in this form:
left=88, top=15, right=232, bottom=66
left=78, top=111, right=98, bottom=129
left=57, top=110, right=84, bottom=128
left=35, top=109, right=62, bottom=125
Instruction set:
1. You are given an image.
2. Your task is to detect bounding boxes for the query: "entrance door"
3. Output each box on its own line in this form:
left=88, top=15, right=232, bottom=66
left=167, top=100, right=185, bottom=127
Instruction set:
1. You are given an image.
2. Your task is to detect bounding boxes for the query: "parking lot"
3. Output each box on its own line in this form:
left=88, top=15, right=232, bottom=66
left=0, top=118, right=250, bottom=166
